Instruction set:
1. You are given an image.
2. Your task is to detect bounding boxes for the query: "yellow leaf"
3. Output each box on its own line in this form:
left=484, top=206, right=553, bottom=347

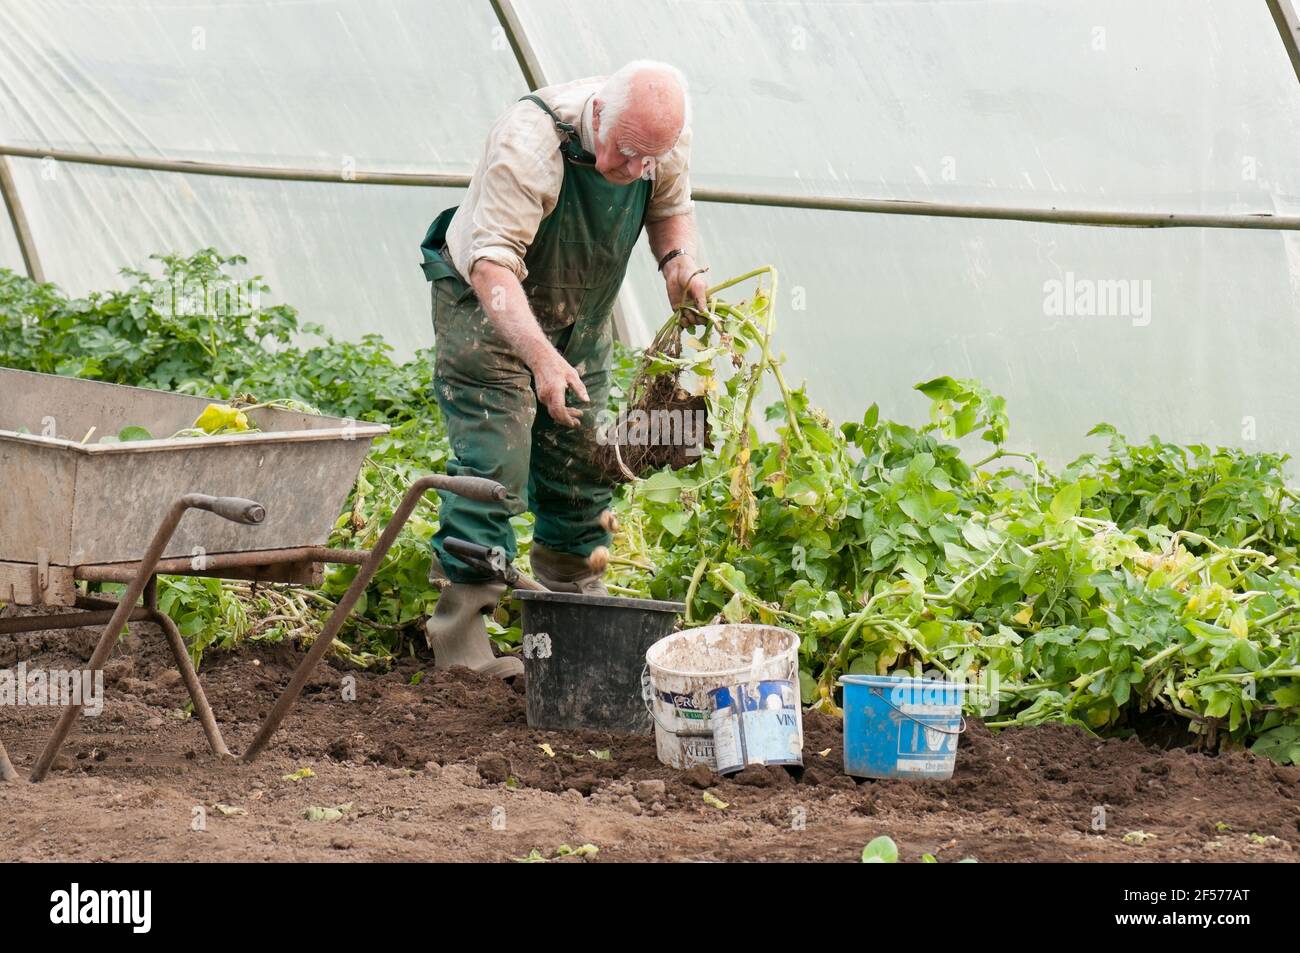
left=538, top=743, right=555, bottom=758
left=282, top=766, right=315, bottom=783
left=303, top=803, right=353, bottom=822
left=702, top=791, right=729, bottom=810
left=1012, top=606, right=1032, bottom=626
left=193, top=403, right=249, bottom=434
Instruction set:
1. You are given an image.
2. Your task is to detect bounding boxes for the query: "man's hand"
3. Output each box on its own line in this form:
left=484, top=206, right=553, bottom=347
left=662, top=254, right=708, bottom=312
left=529, top=345, right=589, bottom=428
left=470, top=261, right=588, bottom=428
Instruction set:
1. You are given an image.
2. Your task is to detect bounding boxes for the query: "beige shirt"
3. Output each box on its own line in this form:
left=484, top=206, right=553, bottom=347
left=444, top=76, right=694, bottom=283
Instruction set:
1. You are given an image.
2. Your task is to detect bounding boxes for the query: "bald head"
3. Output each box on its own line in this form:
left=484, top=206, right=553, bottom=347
left=591, top=61, right=689, bottom=185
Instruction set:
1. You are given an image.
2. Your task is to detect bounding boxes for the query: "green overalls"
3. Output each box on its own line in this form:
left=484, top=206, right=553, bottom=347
left=419, top=94, right=651, bottom=583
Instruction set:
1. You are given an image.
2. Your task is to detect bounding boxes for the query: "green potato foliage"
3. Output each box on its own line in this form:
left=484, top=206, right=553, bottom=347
left=601, top=268, right=1300, bottom=764
left=3, top=254, right=1299, bottom=763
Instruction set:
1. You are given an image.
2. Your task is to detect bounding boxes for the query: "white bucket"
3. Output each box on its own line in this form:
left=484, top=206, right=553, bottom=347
left=644, top=623, right=802, bottom=770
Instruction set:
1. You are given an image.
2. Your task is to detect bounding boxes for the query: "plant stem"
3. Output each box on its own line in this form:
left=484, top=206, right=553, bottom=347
left=1255, top=604, right=1300, bottom=629
left=684, top=553, right=710, bottom=624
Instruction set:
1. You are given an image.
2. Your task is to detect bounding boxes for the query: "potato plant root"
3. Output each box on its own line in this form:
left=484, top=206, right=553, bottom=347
left=593, top=373, right=710, bottom=483
left=1, top=615, right=1297, bottom=863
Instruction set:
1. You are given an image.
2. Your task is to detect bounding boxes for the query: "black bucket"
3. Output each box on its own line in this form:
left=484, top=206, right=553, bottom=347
left=515, top=590, right=685, bottom=734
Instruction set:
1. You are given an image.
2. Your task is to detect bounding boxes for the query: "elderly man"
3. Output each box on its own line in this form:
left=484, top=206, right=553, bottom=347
left=418, top=61, right=705, bottom=678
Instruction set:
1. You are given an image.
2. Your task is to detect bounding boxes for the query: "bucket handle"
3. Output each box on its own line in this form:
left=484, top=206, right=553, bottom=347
left=870, top=687, right=967, bottom=736
left=642, top=664, right=681, bottom=735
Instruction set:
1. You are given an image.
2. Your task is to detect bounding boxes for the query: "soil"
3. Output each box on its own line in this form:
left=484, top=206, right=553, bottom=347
left=2, top=611, right=1299, bottom=863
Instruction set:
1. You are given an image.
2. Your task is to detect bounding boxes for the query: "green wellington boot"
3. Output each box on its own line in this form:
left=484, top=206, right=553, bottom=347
left=529, top=542, right=609, bottom=595
left=424, top=581, right=523, bottom=679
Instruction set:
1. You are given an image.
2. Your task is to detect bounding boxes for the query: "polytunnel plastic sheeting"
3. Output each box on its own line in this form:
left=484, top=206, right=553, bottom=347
left=0, top=0, right=1295, bottom=464
left=519, top=0, right=1300, bottom=211
left=0, top=0, right=523, bottom=171
left=3, top=156, right=462, bottom=358
left=0, top=204, right=22, bottom=272
left=635, top=202, right=1300, bottom=466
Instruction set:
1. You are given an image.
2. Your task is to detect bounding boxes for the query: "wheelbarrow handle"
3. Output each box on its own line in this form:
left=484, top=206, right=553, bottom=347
left=430, top=475, right=508, bottom=503
left=183, top=494, right=267, bottom=525
left=443, top=538, right=549, bottom=592
left=443, top=537, right=495, bottom=566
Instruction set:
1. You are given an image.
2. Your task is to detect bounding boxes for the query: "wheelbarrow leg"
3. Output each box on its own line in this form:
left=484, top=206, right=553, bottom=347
left=241, top=474, right=507, bottom=763
left=29, top=494, right=265, bottom=782
left=144, top=576, right=233, bottom=759
left=0, top=737, right=19, bottom=783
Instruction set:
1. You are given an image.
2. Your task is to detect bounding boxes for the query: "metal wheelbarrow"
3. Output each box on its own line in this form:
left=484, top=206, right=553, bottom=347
left=0, top=368, right=502, bottom=781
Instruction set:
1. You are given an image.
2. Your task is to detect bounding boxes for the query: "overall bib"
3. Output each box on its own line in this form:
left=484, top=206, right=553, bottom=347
left=419, top=94, right=651, bottom=583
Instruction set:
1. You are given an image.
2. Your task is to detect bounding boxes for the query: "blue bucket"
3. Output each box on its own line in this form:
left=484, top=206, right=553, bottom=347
left=839, top=674, right=966, bottom=779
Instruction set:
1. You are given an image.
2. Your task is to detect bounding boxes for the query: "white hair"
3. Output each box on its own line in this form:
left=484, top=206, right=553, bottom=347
left=596, top=60, right=690, bottom=146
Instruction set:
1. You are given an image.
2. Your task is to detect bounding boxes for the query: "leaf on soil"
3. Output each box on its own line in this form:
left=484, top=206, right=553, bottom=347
left=303, top=803, right=353, bottom=822
left=861, top=835, right=899, bottom=863
left=555, top=843, right=599, bottom=858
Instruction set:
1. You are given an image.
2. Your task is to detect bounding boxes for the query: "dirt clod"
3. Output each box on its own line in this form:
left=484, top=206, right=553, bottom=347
left=476, top=753, right=511, bottom=785
left=731, top=764, right=794, bottom=788
left=635, top=779, right=667, bottom=802
left=682, top=765, right=714, bottom=789
left=617, top=795, right=643, bottom=816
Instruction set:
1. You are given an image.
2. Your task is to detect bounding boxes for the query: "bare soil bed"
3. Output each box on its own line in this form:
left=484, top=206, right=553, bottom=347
left=2, top=613, right=1298, bottom=863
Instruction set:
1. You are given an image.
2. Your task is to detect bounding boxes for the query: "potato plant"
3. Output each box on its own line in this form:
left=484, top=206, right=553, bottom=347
left=607, top=270, right=1300, bottom=763
left=2, top=253, right=1298, bottom=763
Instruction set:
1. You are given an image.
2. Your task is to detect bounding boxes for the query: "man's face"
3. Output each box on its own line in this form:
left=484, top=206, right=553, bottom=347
left=591, top=98, right=678, bottom=186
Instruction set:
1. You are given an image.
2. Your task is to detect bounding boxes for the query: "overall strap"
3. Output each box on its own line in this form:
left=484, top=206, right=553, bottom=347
left=519, top=94, right=596, bottom=165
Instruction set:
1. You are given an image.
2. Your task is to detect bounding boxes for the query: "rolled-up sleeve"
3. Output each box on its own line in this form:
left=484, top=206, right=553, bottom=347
left=449, top=108, right=563, bottom=282
left=647, top=124, right=695, bottom=223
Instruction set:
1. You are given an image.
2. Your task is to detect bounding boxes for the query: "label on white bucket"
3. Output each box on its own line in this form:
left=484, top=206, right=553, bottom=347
left=680, top=736, right=716, bottom=767
left=709, top=680, right=803, bottom=774
left=657, top=689, right=713, bottom=723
